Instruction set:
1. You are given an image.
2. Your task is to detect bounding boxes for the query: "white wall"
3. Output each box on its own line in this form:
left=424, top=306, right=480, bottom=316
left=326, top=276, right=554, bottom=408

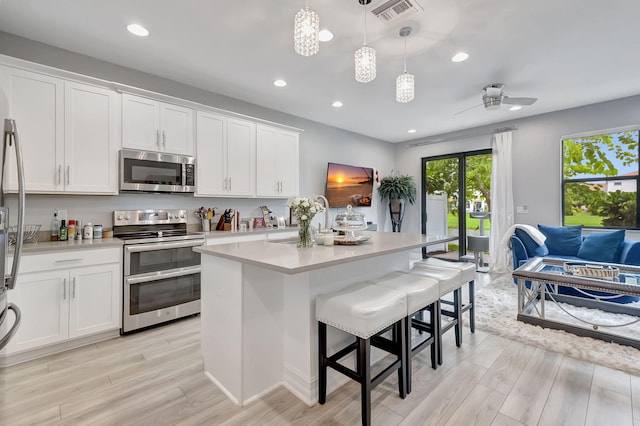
left=394, top=94, right=640, bottom=237
left=0, top=32, right=394, bottom=231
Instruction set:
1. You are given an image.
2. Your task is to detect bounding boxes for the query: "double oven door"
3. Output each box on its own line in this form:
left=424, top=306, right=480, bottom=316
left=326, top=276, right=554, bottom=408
left=123, top=238, right=203, bottom=333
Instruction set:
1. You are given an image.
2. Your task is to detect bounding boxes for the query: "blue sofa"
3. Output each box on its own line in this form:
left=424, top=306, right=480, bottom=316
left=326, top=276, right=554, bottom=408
left=511, top=225, right=640, bottom=303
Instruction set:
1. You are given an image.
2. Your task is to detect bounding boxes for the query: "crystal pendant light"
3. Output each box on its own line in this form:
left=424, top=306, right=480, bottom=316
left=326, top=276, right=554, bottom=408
left=396, top=27, right=415, bottom=103
left=294, top=1, right=320, bottom=56
left=355, top=0, right=376, bottom=83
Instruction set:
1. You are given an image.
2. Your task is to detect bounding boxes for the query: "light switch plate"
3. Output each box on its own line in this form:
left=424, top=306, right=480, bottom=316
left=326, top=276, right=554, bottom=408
left=516, top=205, right=528, bottom=214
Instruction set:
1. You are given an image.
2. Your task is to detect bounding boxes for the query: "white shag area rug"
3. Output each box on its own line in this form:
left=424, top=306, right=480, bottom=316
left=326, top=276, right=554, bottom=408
left=475, top=274, right=640, bottom=376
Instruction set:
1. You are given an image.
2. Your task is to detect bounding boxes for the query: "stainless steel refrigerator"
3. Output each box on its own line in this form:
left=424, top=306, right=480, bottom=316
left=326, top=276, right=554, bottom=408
left=0, top=118, right=26, bottom=350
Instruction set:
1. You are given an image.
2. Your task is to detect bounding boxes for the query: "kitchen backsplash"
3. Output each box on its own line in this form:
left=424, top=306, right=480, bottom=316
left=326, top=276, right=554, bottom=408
left=3, top=193, right=293, bottom=232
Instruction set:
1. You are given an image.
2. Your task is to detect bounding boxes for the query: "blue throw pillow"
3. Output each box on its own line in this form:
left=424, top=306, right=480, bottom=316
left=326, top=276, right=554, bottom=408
left=537, top=225, right=583, bottom=256
left=577, top=229, right=625, bottom=263
left=514, top=228, right=549, bottom=257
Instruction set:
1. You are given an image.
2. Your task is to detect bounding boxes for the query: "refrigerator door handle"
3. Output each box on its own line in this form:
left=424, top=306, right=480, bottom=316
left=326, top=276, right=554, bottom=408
left=0, top=303, right=21, bottom=350
left=2, top=119, right=25, bottom=290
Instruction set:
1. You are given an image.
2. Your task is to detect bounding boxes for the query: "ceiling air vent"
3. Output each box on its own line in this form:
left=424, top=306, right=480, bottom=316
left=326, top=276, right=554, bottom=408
left=370, top=0, right=423, bottom=25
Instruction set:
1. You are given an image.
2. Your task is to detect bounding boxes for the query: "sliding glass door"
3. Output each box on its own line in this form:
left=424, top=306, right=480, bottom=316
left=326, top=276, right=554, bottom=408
left=422, top=149, right=492, bottom=260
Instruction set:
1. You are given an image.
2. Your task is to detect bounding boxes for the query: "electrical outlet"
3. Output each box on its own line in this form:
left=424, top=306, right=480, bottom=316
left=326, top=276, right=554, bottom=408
left=57, top=209, right=68, bottom=221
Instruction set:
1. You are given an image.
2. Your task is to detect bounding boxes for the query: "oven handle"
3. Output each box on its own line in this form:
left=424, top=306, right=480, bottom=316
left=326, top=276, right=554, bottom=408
left=125, top=239, right=204, bottom=254
left=125, top=266, right=201, bottom=285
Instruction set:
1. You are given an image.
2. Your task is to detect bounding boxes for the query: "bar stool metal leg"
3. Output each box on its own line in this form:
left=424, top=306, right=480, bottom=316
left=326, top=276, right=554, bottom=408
left=357, top=337, right=371, bottom=426
left=454, top=288, right=463, bottom=347
left=469, top=280, right=475, bottom=332
left=318, top=322, right=327, bottom=404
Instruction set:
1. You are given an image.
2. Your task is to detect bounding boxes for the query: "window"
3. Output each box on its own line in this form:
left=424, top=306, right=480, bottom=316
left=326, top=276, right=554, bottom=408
left=562, top=129, right=639, bottom=228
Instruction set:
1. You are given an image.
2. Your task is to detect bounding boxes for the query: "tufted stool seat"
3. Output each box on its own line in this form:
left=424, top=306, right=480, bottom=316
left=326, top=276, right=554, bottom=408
left=369, top=271, right=440, bottom=394
left=408, top=265, right=464, bottom=364
left=316, top=283, right=408, bottom=426
left=413, top=257, right=476, bottom=334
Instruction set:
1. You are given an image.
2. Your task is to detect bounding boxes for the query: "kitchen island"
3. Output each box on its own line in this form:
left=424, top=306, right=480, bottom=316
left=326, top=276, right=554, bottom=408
left=194, top=232, right=445, bottom=406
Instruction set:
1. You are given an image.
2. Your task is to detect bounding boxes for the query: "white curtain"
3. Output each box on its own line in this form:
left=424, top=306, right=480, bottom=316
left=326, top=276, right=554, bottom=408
left=489, top=131, right=514, bottom=273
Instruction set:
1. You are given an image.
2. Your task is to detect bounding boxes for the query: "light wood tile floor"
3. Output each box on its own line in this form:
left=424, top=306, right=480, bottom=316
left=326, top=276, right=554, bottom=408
left=2, top=308, right=640, bottom=425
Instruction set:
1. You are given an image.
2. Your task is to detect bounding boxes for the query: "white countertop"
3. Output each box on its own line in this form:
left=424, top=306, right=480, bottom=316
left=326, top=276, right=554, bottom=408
left=194, top=232, right=450, bottom=274
left=13, top=237, right=125, bottom=253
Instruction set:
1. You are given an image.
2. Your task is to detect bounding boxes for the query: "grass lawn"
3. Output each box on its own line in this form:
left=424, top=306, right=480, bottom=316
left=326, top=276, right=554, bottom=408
left=447, top=212, right=491, bottom=231
left=564, top=211, right=604, bottom=227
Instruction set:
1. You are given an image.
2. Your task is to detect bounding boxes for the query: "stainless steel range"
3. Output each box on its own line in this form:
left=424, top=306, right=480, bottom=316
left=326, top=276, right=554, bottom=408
left=113, top=209, right=204, bottom=333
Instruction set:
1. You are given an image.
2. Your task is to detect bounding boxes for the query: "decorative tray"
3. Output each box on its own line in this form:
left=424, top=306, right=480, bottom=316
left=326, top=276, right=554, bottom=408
left=563, top=262, right=620, bottom=279
left=333, top=235, right=371, bottom=245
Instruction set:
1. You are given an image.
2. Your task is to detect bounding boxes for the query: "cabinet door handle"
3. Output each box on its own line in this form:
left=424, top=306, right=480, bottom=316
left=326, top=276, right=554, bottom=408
left=228, top=177, right=231, bottom=191
left=57, top=165, right=61, bottom=185
left=66, top=165, right=70, bottom=186
left=63, top=278, right=67, bottom=300
left=162, top=131, right=166, bottom=151
left=156, top=129, right=161, bottom=149
left=55, top=258, right=83, bottom=263
left=72, top=277, right=76, bottom=299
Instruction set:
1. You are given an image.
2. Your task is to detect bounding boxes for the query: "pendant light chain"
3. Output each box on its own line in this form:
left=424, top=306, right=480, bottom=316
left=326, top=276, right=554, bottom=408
left=403, top=35, right=407, bottom=73
left=363, top=2, right=367, bottom=45
left=396, top=26, right=415, bottom=103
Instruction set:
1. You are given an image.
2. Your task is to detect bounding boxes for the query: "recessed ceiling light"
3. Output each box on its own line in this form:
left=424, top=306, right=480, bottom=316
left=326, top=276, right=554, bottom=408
left=408, top=129, right=417, bottom=134
left=509, top=105, right=522, bottom=111
left=319, top=29, right=334, bottom=42
left=127, top=24, right=149, bottom=37
left=273, top=79, right=287, bottom=87
left=332, top=100, right=343, bottom=108
left=451, top=52, right=469, bottom=63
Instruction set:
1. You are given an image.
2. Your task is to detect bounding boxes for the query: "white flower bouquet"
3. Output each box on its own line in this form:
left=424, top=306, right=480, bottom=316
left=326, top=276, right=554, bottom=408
left=287, top=196, right=326, bottom=247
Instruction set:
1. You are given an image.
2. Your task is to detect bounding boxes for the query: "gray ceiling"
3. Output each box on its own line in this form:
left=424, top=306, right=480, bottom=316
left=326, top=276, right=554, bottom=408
left=1, top=0, right=639, bottom=143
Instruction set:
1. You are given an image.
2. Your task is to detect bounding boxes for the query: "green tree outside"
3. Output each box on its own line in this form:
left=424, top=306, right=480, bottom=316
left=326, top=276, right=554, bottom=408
left=563, top=131, right=638, bottom=227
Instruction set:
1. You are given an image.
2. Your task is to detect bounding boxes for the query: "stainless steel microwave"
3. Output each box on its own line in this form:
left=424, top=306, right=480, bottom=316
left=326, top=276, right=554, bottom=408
left=119, top=149, right=195, bottom=193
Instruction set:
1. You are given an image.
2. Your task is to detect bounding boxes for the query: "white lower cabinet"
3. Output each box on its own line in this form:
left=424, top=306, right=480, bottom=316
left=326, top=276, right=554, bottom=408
left=3, top=248, right=121, bottom=355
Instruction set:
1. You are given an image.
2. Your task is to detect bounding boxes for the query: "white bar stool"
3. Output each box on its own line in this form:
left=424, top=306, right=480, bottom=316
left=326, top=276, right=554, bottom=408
left=408, top=266, right=462, bottom=365
left=316, top=283, right=408, bottom=426
left=414, top=257, right=476, bottom=333
left=369, top=271, right=440, bottom=394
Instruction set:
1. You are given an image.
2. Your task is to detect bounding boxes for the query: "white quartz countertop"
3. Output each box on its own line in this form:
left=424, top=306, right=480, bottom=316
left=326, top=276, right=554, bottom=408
left=13, top=238, right=125, bottom=253
left=194, top=232, right=450, bottom=274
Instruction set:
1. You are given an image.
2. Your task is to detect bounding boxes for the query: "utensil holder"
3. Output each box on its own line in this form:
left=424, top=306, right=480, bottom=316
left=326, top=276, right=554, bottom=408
left=201, top=219, right=211, bottom=232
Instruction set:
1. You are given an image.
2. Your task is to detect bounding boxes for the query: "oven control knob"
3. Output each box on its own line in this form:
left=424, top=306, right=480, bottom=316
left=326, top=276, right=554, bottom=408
left=180, top=213, right=185, bottom=219
left=168, top=214, right=173, bottom=219
left=125, top=215, right=130, bottom=220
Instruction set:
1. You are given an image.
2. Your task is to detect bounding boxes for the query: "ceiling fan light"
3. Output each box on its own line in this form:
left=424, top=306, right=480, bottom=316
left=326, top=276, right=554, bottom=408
left=396, top=72, right=414, bottom=103
left=482, top=94, right=502, bottom=110
left=294, top=6, right=320, bottom=56
left=355, top=45, right=376, bottom=83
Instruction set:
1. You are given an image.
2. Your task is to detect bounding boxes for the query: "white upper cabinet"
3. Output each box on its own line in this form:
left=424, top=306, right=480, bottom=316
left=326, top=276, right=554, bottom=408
left=122, top=93, right=194, bottom=155
left=64, top=82, right=119, bottom=194
left=256, top=124, right=299, bottom=198
left=196, top=111, right=226, bottom=196
left=196, top=111, right=255, bottom=197
left=0, top=66, right=119, bottom=194
left=226, top=118, right=256, bottom=196
left=1, top=66, right=63, bottom=193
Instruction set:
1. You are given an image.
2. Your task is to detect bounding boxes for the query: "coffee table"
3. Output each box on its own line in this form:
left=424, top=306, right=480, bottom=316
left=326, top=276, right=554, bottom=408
left=513, top=257, right=640, bottom=349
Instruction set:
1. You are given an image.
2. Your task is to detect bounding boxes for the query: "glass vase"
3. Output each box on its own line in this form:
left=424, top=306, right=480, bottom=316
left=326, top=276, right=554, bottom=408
left=297, top=220, right=312, bottom=248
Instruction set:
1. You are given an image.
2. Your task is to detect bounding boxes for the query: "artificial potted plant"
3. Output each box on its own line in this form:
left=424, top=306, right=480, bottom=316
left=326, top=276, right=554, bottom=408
left=377, top=172, right=417, bottom=232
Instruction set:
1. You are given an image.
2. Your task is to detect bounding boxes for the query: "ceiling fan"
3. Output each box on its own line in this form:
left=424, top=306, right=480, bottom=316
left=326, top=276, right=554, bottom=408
left=455, top=84, right=538, bottom=115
